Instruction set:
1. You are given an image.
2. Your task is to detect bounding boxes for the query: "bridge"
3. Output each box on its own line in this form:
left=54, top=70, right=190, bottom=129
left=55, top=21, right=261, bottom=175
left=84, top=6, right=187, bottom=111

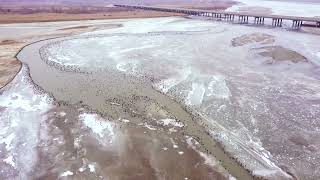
left=115, top=4, right=320, bottom=29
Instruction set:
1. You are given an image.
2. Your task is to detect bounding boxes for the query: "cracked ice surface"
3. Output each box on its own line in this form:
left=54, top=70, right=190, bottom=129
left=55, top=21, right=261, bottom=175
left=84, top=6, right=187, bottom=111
left=42, top=17, right=320, bottom=179
left=0, top=65, right=53, bottom=179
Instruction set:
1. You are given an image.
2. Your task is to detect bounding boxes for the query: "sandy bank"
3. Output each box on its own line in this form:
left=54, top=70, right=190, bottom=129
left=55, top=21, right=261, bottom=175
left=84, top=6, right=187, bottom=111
left=0, top=11, right=182, bottom=24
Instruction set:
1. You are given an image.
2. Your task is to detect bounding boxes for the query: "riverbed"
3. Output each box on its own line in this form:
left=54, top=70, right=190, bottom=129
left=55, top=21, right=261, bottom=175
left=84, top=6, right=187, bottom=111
left=1, top=16, right=320, bottom=179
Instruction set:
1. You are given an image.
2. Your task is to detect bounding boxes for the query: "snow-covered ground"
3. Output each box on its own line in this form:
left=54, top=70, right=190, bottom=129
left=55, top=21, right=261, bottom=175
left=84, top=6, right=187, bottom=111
left=42, top=17, right=320, bottom=179
left=227, top=0, right=320, bottom=17
left=0, top=65, right=53, bottom=179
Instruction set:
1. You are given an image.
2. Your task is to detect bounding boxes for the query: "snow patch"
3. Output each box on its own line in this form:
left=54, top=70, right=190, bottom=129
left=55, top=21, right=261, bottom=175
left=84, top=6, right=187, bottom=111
left=79, top=113, right=114, bottom=138
left=157, top=118, right=184, bottom=128
left=154, top=68, right=191, bottom=93
left=0, top=133, right=15, bottom=151
left=206, top=75, right=230, bottom=99
left=120, top=118, right=130, bottom=123
left=170, top=138, right=179, bottom=149
left=253, top=169, right=287, bottom=178
left=116, top=62, right=130, bottom=72
left=144, top=123, right=157, bottom=131
left=79, top=167, right=85, bottom=172
left=0, top=65, right=53, bottom=178
left=58, top=111, right=66, bottom=117
left=3, top=156, right=15, bottom=168
left=186, top=82, right=206, bottom=106
left=186, top=137, right=218, bottom=167
left=88, top=164, right=95, bottom=172
left=60, top=171, right=74, bottom=177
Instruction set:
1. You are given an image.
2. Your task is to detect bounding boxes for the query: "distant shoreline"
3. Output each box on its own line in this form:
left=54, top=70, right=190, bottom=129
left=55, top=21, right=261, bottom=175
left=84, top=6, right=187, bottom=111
left=0, top=11, right=183, bottom=24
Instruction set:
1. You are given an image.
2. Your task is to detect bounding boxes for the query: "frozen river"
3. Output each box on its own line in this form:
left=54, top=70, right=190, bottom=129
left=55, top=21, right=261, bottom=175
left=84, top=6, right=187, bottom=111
left=228, top=0, right=320, bottom=17
left=38, top=17, right=320, bottom=179
left=1, top=16, right=320, bottom=179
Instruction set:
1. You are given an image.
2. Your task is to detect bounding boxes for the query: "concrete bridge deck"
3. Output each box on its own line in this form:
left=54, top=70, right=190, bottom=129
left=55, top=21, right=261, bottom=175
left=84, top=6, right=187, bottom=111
left=115, top=4, right=320, bottom=29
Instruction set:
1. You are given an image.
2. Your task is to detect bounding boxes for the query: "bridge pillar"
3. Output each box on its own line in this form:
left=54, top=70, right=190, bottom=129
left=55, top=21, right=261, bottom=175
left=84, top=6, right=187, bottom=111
left=239, top=15, right=248, bottom=24
left=292, top=20, right=303, bottom=29
left=225, top=14, right=228, bottom=20
left=272, top=18, right=282, bottom=27
left=239, top=15, right=242, bottom=23
left=254, top=17, right=264, bottom=25
left=225, top=14, right=234, bottom=21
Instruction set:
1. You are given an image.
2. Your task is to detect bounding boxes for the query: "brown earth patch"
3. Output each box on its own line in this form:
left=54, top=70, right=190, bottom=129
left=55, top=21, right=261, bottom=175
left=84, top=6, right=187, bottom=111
left=255, top=46, right=308, bottom=63
left=9, top=60, right=21, bottom=65
left=0, top=58, right=21, bottom=87
left=0, top=40, right=19, bottom=45
left=231, top=33, right=275, bottom=47
left=59, top=25, right=91, bottom=30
